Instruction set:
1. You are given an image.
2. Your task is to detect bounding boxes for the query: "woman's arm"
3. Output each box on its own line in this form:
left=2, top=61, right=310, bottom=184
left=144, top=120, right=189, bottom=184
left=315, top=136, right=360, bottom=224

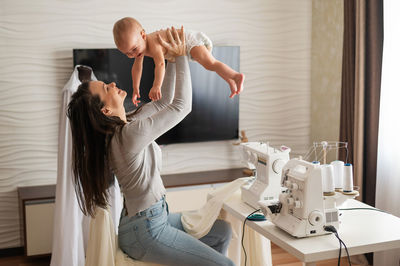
left=127, top=61, right=176, bottom=120
left=123, top=55, right=191, bottom=153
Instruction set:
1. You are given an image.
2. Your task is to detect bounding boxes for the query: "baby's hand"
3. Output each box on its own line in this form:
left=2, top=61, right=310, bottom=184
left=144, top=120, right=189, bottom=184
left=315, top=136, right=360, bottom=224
left=149, top=87, right=162, bottom=101
left=132, top=90, right=141, bottom=106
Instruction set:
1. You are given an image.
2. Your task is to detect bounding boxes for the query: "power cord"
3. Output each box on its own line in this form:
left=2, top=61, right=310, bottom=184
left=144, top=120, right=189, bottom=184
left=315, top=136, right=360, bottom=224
left=339, top=207, right=387, bottom=213
left=324, top=225, right=351, bottom=266
left=241, top=209, right=262, bottom=266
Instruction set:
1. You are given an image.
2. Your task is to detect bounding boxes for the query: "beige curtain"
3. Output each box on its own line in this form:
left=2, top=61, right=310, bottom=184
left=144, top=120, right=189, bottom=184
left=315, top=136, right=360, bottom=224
left=340, top=0, right=383, bottom=264
left=339, top=0, right=365, bottom=200
left=339, top=0, right=383, bottom=205
left=353, top=0, right=365, bottom=201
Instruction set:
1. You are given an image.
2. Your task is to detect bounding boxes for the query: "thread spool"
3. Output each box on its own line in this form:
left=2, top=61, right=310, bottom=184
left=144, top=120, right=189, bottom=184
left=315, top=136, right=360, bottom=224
left=312, top=161, right=320, bottom=165
left=331, top=160, right=344, bottom=190
left=343, top=163, right=354, bottom=192
left=321, top=164, right=335, bottom=196
left=321, top=141, right=328, bottom=165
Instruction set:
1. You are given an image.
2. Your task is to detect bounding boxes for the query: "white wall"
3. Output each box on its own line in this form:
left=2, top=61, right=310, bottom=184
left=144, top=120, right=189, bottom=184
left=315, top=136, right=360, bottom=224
left=0, top=0, right=311, bottom=248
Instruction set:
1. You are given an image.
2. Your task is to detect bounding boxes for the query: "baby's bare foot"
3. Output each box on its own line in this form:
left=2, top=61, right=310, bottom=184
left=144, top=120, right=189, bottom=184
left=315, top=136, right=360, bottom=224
left=227, top=79, right=237, bottom=98
left=234, top=73, right=245, bottom=95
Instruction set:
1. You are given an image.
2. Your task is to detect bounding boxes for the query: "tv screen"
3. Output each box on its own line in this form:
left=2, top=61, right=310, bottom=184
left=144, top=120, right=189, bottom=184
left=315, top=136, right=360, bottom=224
left=73, top=47, right=239, bottom=144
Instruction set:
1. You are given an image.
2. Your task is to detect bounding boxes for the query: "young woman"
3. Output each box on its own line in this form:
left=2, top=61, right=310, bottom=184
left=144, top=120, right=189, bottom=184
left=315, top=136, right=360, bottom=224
left=67, top=27, right=234, bottom=266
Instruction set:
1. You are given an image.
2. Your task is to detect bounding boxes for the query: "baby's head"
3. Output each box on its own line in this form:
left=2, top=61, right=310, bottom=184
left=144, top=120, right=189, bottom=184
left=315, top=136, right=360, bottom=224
left=113, top=17, right=146, bottom=59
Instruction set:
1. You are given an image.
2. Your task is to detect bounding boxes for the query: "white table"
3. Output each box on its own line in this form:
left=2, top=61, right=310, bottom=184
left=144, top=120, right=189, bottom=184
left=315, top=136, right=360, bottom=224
left=223, top=190, right=400, bottom=266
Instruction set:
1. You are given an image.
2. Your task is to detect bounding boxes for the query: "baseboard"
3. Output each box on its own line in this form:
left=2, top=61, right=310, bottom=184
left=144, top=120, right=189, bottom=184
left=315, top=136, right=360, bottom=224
left=0, top=247, right=24, bottom=258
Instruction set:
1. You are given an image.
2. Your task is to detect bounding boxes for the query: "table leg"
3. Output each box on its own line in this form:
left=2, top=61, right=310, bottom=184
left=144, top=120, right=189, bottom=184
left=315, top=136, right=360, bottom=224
left=302, top=262, right=317, bottom=266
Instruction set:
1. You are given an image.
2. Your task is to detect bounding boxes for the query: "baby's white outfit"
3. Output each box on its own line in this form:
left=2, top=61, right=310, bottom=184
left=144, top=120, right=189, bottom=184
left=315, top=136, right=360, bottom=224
left=185, top=30, right=213, bottom=60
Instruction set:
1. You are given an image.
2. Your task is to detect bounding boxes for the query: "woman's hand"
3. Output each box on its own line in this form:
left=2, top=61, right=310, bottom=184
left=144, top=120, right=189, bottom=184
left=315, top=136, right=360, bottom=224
left=158, top=26, right=186, bottom=57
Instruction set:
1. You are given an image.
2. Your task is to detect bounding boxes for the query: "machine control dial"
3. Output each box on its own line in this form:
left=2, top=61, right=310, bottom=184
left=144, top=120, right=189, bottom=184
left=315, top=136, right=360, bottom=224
left=287, top=197, right=295, bottom=205
left=290, top=183, right=299, bottom=190
left=294, top=200, right=302, bottom=208
left=272, top=159, right=286, bottom=174
left=284, top=180, right=291, bottom=188
left=308, top=211, right=324, bottom=226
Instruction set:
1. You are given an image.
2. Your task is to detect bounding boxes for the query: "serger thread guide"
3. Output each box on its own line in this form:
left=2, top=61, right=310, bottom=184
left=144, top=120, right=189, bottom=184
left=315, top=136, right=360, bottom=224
left=240, top=142, right=290, bottom=209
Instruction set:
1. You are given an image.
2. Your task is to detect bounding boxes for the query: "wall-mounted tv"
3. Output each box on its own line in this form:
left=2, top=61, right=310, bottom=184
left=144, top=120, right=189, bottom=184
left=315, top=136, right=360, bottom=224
left=73, top=47, right=239, bottom=145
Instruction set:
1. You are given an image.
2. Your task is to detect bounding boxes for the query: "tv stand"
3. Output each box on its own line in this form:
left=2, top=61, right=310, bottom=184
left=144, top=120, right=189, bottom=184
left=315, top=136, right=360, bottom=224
left=162, top=168, right=249, bottom=188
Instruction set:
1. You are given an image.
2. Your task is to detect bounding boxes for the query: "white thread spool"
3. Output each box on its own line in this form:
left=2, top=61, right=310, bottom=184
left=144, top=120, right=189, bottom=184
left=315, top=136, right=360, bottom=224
left=331, top=160, right=344, bottom=189
left=321, top=164, right=335, bottom=195
left=343, top=163, right=354, bottom=192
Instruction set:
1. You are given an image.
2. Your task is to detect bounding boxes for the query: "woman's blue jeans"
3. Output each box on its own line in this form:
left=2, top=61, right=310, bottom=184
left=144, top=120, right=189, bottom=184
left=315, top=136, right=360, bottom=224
left=118, top=196, right=235, bottom=266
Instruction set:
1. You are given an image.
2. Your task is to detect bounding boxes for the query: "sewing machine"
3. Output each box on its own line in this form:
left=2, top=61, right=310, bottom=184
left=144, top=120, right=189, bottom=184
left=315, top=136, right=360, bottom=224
left=259, top=158, right=359, bottom=238
left=240, top=142, right=291, bottom=209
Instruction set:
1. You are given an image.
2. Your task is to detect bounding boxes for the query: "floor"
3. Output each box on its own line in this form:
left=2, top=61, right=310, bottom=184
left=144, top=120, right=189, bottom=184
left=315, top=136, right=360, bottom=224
left=0, top=255, right=50, bottom=266
left=0, top=243, right=355, bottom=266
left=270, top=242, right=352, bottom=266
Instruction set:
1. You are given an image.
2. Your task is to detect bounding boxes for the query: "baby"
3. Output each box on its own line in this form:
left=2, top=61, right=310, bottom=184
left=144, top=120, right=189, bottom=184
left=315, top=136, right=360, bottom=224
left=113, top=17, right=245, bottom=106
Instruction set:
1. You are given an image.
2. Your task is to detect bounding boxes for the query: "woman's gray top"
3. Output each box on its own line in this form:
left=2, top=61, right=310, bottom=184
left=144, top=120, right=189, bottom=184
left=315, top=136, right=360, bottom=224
left=110, top=56, right=192, bottom=217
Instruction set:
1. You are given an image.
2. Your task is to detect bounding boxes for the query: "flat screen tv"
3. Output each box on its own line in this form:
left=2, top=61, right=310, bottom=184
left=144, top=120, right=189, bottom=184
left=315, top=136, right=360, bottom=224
left=73, top=47, right=239, bottom=145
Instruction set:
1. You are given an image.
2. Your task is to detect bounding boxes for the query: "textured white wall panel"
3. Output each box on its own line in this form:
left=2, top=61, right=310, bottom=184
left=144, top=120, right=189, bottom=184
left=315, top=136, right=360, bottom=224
left=0, top=0, right=311, bottom=248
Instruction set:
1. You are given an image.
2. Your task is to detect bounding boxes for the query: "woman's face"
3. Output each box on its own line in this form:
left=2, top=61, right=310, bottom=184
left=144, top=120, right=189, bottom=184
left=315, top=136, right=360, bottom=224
left=89, top=81, right=127, bottom=117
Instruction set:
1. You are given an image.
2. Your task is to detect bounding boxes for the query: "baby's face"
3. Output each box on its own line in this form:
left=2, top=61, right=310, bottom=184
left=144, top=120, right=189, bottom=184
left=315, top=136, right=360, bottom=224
left=118, top=29, right=146, bottom=59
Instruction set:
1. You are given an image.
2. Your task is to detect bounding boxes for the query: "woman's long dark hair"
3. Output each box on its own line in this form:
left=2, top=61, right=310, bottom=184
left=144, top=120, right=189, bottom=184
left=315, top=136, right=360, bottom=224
left=67, top=81, right=126, bottom=217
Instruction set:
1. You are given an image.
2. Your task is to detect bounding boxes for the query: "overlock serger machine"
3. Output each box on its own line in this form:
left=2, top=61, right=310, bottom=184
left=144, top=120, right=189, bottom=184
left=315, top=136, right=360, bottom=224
left=259, top=158, right=359, bottom=238
left=240, top=142, right=291, bottom=209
